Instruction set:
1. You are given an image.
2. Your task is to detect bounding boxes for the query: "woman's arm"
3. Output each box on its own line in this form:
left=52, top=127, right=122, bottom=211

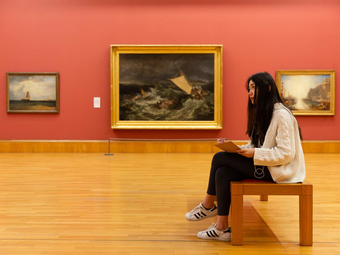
left=253, top=112, right=296, bottom=166
left=239, top=140, right=254, bottom=150
left=237, top=148, right=254, bottom=158
left=237, top=141, right=254, bottom=157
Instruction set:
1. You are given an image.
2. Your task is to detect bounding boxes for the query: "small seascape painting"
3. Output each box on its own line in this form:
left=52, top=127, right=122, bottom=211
left=110, top=45, right=223, bottom=129
left=276, top=70, right=335, bottom=116
left=7, top=73, right=60, bottom=113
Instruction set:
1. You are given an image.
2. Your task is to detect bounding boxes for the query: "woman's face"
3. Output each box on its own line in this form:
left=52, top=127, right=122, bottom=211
left=248, top=80, right=256, bottom=104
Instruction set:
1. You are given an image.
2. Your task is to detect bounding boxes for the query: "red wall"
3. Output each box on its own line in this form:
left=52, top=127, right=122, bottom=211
left=1, top=0, right=339, bottom=140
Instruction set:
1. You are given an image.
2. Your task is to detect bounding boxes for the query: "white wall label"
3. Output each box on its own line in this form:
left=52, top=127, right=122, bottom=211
left=94, top=97, right=101, bottom=108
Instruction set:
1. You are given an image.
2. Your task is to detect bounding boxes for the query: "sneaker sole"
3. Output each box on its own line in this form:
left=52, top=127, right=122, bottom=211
left=185, top=212, right=217, bottom=221
left=197, top=235, right=231, bottom=241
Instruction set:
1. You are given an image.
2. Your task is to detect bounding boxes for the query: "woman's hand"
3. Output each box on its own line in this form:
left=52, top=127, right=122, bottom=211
left=237, top=148, right=255, bottom=158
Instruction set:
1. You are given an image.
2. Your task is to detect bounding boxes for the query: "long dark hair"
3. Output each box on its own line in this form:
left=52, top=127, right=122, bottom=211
left=245, top=72, right=302, bottom=147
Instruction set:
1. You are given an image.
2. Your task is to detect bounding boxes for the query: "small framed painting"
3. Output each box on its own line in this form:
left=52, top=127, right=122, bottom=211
left=110, top=45, right=223, bottom=129
left=276, top=70, right=335, bottom=115
left=7, top=72, right=60, bottom=113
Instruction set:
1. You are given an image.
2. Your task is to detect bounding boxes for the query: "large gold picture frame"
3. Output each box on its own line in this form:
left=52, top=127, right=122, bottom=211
left=276, top=70, right=335, bottom=116
left=110, top=45, right=223, bottom=129
left=7, top=72, right=60, bottom=113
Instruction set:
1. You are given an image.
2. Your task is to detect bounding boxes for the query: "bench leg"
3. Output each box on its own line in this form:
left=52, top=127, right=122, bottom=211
left=260, top=195, right=268, bottom=201
left=299, top=194, right=313, bottom=246
left=231, top=194, right=243, bottom=245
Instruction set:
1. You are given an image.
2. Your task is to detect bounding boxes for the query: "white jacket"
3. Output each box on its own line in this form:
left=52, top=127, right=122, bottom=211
left=240, top=103, right=306, bottom=183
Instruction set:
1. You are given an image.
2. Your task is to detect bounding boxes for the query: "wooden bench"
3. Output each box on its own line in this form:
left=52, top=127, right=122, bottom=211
left=231, top=180, right=313, bottom=246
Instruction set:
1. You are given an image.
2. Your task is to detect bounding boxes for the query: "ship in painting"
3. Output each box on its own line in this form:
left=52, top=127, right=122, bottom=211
left=131, top=87, right=148, bottom=101
left=20, top=92, right=54, bottom=102
left=280, top=82, right=296, bottom=109
left=154, top=70, right=207, bottom=109
left=169, top=70, right=206, bottom=100
left=21, top=91, right=30, bottom=101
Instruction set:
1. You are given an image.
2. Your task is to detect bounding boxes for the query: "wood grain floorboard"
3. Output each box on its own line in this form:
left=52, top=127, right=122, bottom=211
left=0, top=153, right=339, bottom=254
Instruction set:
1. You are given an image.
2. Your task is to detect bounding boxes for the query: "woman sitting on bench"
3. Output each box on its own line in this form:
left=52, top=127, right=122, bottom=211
left=185, top=71, right=306, bottom=241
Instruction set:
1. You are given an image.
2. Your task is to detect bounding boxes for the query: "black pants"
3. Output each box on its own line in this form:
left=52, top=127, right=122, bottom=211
left=206, top=151, right=273, bottom=215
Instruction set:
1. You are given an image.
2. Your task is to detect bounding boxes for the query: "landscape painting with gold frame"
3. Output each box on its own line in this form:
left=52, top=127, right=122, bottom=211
left=110, top=45, right=223, bottom=129
left=276, top=70, right=335, bottom=116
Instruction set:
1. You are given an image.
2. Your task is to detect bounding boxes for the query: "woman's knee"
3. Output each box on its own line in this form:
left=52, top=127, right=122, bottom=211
left=212, top=151, right=228, bottom=165
left=215, top=167, right=233, bottom=183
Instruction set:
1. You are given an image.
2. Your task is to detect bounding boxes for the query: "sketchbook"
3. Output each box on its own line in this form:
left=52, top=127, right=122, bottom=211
left=214, top=141, right=240, bottom=153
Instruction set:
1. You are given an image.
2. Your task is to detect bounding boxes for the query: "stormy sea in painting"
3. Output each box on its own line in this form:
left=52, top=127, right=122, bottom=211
left=118, top=53, right=216, bottom=121
left=119, top=83, right=214, bottom=121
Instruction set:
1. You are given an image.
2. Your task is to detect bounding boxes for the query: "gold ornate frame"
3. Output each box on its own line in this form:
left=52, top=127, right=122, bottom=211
left=110, top=45, right=223, bottom=129
left=6, top=72, right=60, bottom=113
left=276, top=70, right=335, bottom=116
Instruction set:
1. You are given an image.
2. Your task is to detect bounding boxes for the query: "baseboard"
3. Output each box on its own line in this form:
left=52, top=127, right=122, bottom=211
left=301, top=140, right=340, bottom=153
left=0, top=140, right=339, bottom=153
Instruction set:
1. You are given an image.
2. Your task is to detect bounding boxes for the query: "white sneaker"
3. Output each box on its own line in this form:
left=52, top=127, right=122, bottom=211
left=185, top=203, right=217, bottom=221
left=197, top=223, right=231, bottom=241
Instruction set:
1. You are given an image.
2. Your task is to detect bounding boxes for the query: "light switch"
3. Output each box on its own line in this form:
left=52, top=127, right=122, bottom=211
left=94, top=97, right=101, bottom=108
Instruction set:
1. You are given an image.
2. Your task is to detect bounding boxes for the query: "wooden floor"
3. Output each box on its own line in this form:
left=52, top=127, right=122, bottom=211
left=0, top=153, right=339, bottom=254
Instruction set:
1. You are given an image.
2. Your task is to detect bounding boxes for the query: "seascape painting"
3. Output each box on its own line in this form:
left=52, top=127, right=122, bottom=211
left=119, top=54, right=214, bottom=121
left=276, top=70, right=335, bottom=116
left=7, top=73, right=59, bottom=113
left=110, top=45, right=223, bottom=129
